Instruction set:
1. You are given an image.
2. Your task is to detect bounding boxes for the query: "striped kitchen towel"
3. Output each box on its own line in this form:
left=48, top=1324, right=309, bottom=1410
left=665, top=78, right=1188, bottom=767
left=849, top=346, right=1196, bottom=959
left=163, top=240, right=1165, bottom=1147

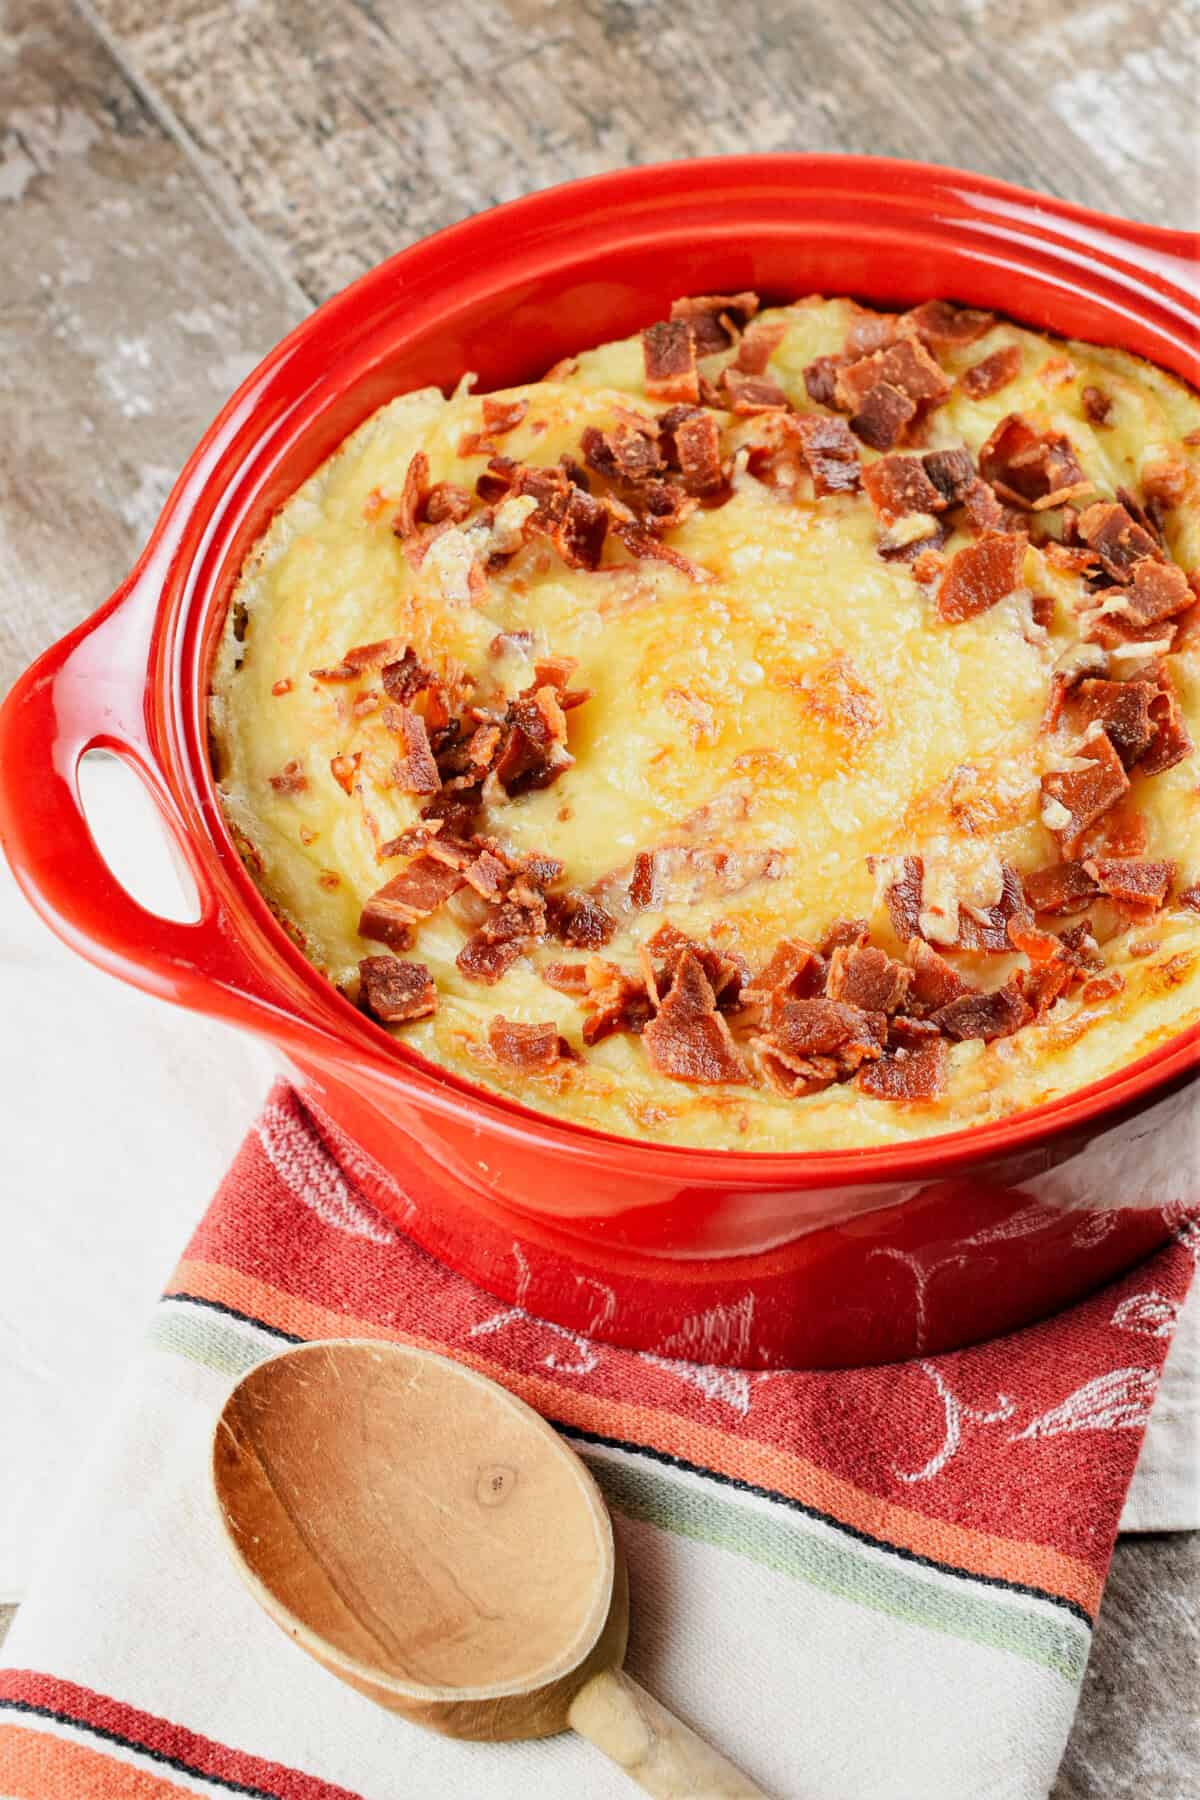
left=0, top=1081, right=1194, bottom=1800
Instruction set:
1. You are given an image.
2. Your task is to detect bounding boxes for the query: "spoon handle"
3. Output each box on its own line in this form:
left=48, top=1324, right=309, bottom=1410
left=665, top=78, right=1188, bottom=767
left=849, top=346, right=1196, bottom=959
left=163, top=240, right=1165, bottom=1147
left=568, top=1666, right=768, bottom=1798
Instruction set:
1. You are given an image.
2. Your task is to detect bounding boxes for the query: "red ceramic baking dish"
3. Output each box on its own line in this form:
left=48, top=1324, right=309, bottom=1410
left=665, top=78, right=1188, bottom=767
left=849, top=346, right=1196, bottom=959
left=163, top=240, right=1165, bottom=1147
left=2, top=156, right=1197, bottom=1367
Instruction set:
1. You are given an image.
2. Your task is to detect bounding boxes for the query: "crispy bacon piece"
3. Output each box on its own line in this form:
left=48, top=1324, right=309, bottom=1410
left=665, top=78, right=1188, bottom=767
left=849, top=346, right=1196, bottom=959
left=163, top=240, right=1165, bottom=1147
left=933, top=983, right=1032, bottom=1042
left=546, top=487, right=608, bottom=570
left=611, top=519, right=706, bottom=579
left=1082, top=386, right=1113, bottom=426
left=542, top=960, right=589, bottom=993
left=922, top=446, right=976, bottom=505
left=573, top=959, right=653, bottom=1044
left=483, top=397, right=528, bottom=437
left=1178, top=884, right=1200, bottom=911
left=847, top=381, right=916, bottom=451
left=670, top=291, right=759, bottom=355
left=1072, top=801, right=1149, bottom=862
left=1023, top=861, right=1100, bottom=915
left=381, top=649, right=434, bottom=707
left=904, top=299, right=995, bottom=350
left=545, top=890, right=616, bottom=950
left=937, top=531, right=1027, bottom=621
left=674, top=411, right=725, bottom=496
left=1041, top=730, right=1130, bottom=845
left=488, top=1017, right=566, bottom=1071
left=792, top=414, right=862, bottom=496
left=763, top=998, right=886, bottom=1078
left=1067, top=677, right=1156, bottom=769
left=310, top=638, right=408, bottom=682
left=643, top=320, right=699, bottom=403
left=955, top=864, right=1027, bottom=953
left=1083, top=857, right=1176, bottom=911
left=906, top=939, right=969, bottom=1010
left=392, top=451, right=430, bottom=539
left=873, top=854, right=924, bottom=943
left=359, top=955, right=437, bottom=1023
left=360, top=855, right=465, bottom=948
left=861, top=452, right=945, bottom=523
left=456, top=935, right=525, bottom=983
left=1074, top=501, right=1162, bottom=580
left=1098, top=559, right=1193, bottom=632
left=959, top=478, right=1009, bottom=534
left=734, top=317, right=787, bottom=373
left=641, top=923, right=745, bottom=1011
left=642, top=952, right=749, bottom=1084
left=826, top=944, right=911, bottom=1014
left=268, top=760, right=307, bottom=794
left=979, top=414, right=1085, bottom=508
left=424, top=481, right=474, bottom=524
left=628, top=851, right=658, bottom=910
left=820, top=918, right=870, bottom=954
left=742, top=939, right=825, bottom=1015
left=722, top=369, right=789, bottom=414
left=1133, top=662, right=1194, bottom=775
left=386, top=705, right=439, bottom=795
left=856, top=1037, right=949, bottom=1101
left=960, top=344, right=1022, bottom=400
left=803, top=354, right=851, bottom=408
left=841, top=338, right=949, bottom=421
left=844, top=307, right=902, bottom=354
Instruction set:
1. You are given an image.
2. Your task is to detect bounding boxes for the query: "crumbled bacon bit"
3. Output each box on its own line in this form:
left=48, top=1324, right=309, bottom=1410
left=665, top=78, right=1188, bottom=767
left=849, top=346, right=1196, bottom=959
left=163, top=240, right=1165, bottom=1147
left=488, top=1016, right=566, bottom=1071
left=669, top=291, right=759, bottom=355
left=1083, top=857, right=1176, bottom=911
left=922, top=446, right=976, bottom=505
left=1103, top=559, right=1193, bottom=632
left=937, top=531, right=1027, bottom=622
left=386, top=705, right=440, bottom=795
left=933, top=983, right=1032, bottom=1042
left=856, top=1037, right=948, bottom=1101
left=310, top=638, right=408, bottom=682
left=721, top=369, right=789, bottom=414
left=482, top=397, right=528, bottom=437
left=762, top=997, right=886, bottom=1078
left=360, top=855, right=465, bottom=948
left=1023, top=861, right=1099, bottom=915
left=1067, top=677, right=1156, bottom=768
left=826, top=944, right=911, bottom=1014
left=546, top=487, right=608, bottom=571
left=1177, top=884, right=1200, bottom=911
left=271, top=678, right=293, bottom=697
left=392, top=451, right=430, bottom=539
left=820, top=918, right=870, bottom=954
left=904, top=299, right=995, bottom=350
left=791, top=414, right=862, bottom=496
left=959, top=478, right=1009, bottom=534
left=380, top=648, right=434, bottom=705
left=629, top=851, right=659, bottom=910
left=545, top=890, right=616, bottom=950
left=1080, top=969, right=1125, bottom=1004
left=643, top=320, right=699, bottom=403
left=734, top=317, right=787, bottom=373
left=611, top=519, right=706, bottom=579
left=838, top=338, right=954, bottom=416
left=873, top=854, right=924, bottom=943
left=906, top=939, right=969, bottom=1009
left=803, top=354, right=850, bottom=408
left=642, top=952, right=749, bottom=1084
left=1041, top=729, right=1130, bottom=845
left=329, top=752, right=360, bottom=795
left=674, top=411, right=725, bottom=496
left=542, top=960, right=589, bottom=993
left=1135, top=662, right=1193, bottom=775
left=844, top=307, right=902, bottom=355
left=742, top=939, right=824, bottom=1014
left=861, top=453, right=945, bottom=523
left=1074, top=501, right=1162, bottom=580
left=424, top=482, right=474, bottom=524
left=847, top=381, right=917, bottom=452
left=1141, top=458, right=1188, bottom=509
left=978, top=414, right=1085, bottom=508
left=358, top=955, right=437, bottom=1024
left=268, top=759, right=307, bottom=794
left=456, top=935, right=525, bottom=983
left=960, top=344, right=1022, bottom=400
left=1082, top=386, right=1112, bottom=426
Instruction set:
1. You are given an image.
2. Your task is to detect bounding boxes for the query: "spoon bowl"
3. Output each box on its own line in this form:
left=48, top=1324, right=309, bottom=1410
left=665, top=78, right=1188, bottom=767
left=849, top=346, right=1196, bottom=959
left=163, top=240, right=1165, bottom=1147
left=213, top=1340, right=766, bottom=1793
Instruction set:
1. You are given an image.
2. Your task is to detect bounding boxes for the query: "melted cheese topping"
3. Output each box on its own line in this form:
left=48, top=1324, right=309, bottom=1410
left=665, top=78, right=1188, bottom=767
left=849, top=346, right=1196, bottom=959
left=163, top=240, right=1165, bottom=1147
left=210, top=298, right=1200, bottom=1151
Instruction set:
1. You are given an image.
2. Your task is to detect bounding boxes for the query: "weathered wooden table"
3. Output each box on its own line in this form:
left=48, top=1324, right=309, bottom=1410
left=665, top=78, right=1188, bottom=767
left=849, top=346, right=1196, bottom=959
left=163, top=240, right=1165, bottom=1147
left=1, top=1, right=1195, bottom=1793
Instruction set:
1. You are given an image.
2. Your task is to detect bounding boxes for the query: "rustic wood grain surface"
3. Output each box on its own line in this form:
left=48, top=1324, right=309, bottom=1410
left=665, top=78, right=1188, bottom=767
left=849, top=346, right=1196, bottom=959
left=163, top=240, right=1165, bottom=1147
left=0, top=1, right=1195, bottom=1794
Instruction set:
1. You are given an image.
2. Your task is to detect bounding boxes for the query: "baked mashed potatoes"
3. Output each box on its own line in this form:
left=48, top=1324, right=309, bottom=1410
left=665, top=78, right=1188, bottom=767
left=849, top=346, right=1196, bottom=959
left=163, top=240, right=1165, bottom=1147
left=210, top=294, right=1200, bottom=1151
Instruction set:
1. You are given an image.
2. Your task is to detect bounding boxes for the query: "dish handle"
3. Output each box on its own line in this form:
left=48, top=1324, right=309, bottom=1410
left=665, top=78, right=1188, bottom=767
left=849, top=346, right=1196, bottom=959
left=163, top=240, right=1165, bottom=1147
left=0, top=575, right=298, bottom=1034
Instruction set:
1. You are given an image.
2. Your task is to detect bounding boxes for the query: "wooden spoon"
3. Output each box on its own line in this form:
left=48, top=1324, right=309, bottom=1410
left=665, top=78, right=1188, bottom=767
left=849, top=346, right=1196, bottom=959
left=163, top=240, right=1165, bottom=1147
left=212, top=1339, right=766, bottom=1797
